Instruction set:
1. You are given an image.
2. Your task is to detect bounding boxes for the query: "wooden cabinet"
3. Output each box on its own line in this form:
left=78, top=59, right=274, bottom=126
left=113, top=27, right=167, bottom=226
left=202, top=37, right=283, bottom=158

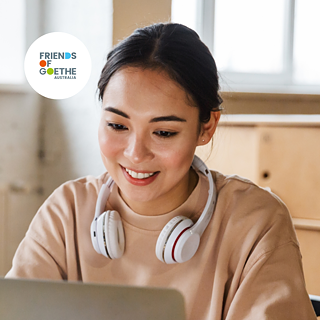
left=196, top=114, right=320, bottom=295
left=0, top=186, right=7, bottom=275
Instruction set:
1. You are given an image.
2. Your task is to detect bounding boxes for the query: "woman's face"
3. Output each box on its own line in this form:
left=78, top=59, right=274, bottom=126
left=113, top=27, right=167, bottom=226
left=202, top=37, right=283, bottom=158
left=99, top=67, right=213, bottom=215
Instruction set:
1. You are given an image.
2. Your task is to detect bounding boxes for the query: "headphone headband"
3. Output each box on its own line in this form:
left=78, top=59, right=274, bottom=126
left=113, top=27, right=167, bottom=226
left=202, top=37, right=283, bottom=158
left=191, top=155, right=216, bottom=236
left=94, top=177, right=114, bottom=220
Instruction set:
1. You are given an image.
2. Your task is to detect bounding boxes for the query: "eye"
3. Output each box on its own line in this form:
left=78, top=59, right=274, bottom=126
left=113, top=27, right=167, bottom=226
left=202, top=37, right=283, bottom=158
left=154, top=130, right=178, bottom=138
left=107, top=122, right=128, bottom=131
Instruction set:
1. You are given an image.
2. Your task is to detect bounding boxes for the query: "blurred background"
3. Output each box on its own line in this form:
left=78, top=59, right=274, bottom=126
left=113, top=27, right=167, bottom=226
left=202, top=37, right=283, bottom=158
left=0, top=0, right=320, bottom=298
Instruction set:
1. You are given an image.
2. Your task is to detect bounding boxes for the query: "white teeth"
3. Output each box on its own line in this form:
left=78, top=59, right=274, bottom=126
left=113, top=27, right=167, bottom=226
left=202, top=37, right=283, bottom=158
left=125, top=168, right=155, bottom=179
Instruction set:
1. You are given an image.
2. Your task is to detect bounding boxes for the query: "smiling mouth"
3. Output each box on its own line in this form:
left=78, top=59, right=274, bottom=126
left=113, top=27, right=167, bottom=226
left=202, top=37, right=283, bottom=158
left=125, top=168, right=157, bottom=179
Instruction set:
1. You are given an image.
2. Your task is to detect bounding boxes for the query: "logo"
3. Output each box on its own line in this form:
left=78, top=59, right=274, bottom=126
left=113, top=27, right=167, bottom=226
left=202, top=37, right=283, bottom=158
left=25, top=32, right=91, bottom=99
left=39, top=51, right=77, bottom=78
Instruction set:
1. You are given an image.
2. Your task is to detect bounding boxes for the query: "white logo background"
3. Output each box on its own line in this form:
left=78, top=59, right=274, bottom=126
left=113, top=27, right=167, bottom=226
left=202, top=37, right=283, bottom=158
left=24, top=32, right=91, bottom=99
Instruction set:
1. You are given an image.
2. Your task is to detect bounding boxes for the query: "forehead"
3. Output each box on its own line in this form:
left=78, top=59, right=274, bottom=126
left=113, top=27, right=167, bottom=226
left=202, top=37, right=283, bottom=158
left=102, top=67, right=198, bottom=116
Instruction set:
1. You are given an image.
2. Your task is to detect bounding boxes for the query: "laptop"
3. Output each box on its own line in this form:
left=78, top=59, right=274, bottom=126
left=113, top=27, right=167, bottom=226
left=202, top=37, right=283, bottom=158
left=310, top=294, right=320, bottom=317
left=0, top=278, right=186, bottom=320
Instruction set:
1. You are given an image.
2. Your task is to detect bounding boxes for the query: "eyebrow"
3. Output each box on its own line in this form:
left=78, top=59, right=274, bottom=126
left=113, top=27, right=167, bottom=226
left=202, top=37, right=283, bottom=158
left=104, top=107, right=129, bottom=119
left=104, top=107, right=187, bottom=123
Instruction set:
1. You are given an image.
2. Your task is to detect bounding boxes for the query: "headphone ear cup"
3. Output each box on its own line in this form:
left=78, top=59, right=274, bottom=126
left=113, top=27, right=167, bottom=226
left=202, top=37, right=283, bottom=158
left=96, top=210, right=125, bottom=259
left=156, top=216, right=195, bottom=264
left=172, top=226, right=200, bottom=263
left=105, top=210, right=125, bottom=259
left=96, top=211, right=109, bottom=258
left=90, top=217, right=101, bottom=254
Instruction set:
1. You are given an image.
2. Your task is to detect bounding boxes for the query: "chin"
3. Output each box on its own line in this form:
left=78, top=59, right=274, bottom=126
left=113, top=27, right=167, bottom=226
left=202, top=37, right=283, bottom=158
left=120, top=183, right=161, bottom=203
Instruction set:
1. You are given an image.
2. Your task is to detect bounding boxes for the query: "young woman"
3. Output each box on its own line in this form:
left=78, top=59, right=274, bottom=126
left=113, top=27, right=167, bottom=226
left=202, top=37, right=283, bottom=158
left=7, top=23, right=316, bottom=319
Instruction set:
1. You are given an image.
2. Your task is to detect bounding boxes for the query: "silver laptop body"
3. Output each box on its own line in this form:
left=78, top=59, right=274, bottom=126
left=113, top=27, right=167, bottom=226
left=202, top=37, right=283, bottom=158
left=0, top=278, right=186, bottom=320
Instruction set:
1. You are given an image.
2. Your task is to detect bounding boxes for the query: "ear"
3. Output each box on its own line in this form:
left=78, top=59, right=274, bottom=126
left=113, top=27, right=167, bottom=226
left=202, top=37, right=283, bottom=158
left=197, top=111, right=221, bottom=146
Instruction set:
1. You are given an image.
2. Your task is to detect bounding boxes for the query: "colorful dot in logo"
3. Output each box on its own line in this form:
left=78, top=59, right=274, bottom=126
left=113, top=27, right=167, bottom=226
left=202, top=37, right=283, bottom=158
left=39, top=60, right=46, bottom=67
left=47, top=68, right=54, bottom=75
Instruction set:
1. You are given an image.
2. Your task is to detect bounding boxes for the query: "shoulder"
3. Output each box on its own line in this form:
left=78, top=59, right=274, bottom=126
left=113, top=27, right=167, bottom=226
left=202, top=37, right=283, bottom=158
left=45, top=172, right=109, bottom=210
left=50, top=172, right=109, bottom=199
left=28, top=172, right=110, bottom=234
left=212, top=170, right=287, bottom=209
left=212, top=170, right=290, bottom=217
left=210, top=170, right=299, bottom=248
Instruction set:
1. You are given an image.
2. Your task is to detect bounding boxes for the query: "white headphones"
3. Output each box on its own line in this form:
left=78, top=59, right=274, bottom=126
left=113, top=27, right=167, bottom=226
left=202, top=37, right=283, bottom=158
left=90, top=155, right=217, bottom=264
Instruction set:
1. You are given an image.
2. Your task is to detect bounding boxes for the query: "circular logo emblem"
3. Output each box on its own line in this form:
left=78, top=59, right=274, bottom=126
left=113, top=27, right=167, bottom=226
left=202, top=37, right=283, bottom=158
left=24, top=32, right=91, bottom=99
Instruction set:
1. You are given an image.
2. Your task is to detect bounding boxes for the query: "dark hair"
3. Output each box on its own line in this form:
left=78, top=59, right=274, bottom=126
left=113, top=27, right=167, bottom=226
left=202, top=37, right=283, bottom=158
left=98, top=23, right=223, bottom=124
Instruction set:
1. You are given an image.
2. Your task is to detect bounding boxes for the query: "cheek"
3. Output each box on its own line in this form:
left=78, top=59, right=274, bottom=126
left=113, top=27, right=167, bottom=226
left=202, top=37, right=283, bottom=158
left=98, top=125, right=121, bottom=161
left=158, top=137, right=197, bottom=172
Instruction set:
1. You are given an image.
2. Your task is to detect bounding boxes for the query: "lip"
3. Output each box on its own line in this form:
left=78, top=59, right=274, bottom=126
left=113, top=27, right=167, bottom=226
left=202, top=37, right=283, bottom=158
left=121, top=165, right=159, bottom=186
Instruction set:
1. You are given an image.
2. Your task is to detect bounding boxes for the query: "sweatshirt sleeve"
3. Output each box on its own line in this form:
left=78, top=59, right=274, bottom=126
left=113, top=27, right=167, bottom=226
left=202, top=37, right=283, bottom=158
left=214, top=175, right=317, bottom=320
left=225, top=241, right=317, bottom=320
left=5, top=231, right=66, bottom=280
left=5, top=182, right=79, bottom=281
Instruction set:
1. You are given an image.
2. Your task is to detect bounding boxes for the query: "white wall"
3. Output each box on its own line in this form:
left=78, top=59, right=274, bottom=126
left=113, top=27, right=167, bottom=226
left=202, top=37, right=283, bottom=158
left=40, top=0, right=113, bottom=195
left=0, top=0, right=113, bottom=275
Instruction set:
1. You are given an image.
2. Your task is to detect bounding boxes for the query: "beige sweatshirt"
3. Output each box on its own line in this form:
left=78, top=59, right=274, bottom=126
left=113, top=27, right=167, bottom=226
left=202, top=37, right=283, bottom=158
left=6, top=170, right=316, bottom=320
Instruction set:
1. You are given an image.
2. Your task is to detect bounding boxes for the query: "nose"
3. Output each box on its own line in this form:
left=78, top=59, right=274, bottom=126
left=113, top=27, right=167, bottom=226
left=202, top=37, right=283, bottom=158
left=123, top=134, right=154, bottom=164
